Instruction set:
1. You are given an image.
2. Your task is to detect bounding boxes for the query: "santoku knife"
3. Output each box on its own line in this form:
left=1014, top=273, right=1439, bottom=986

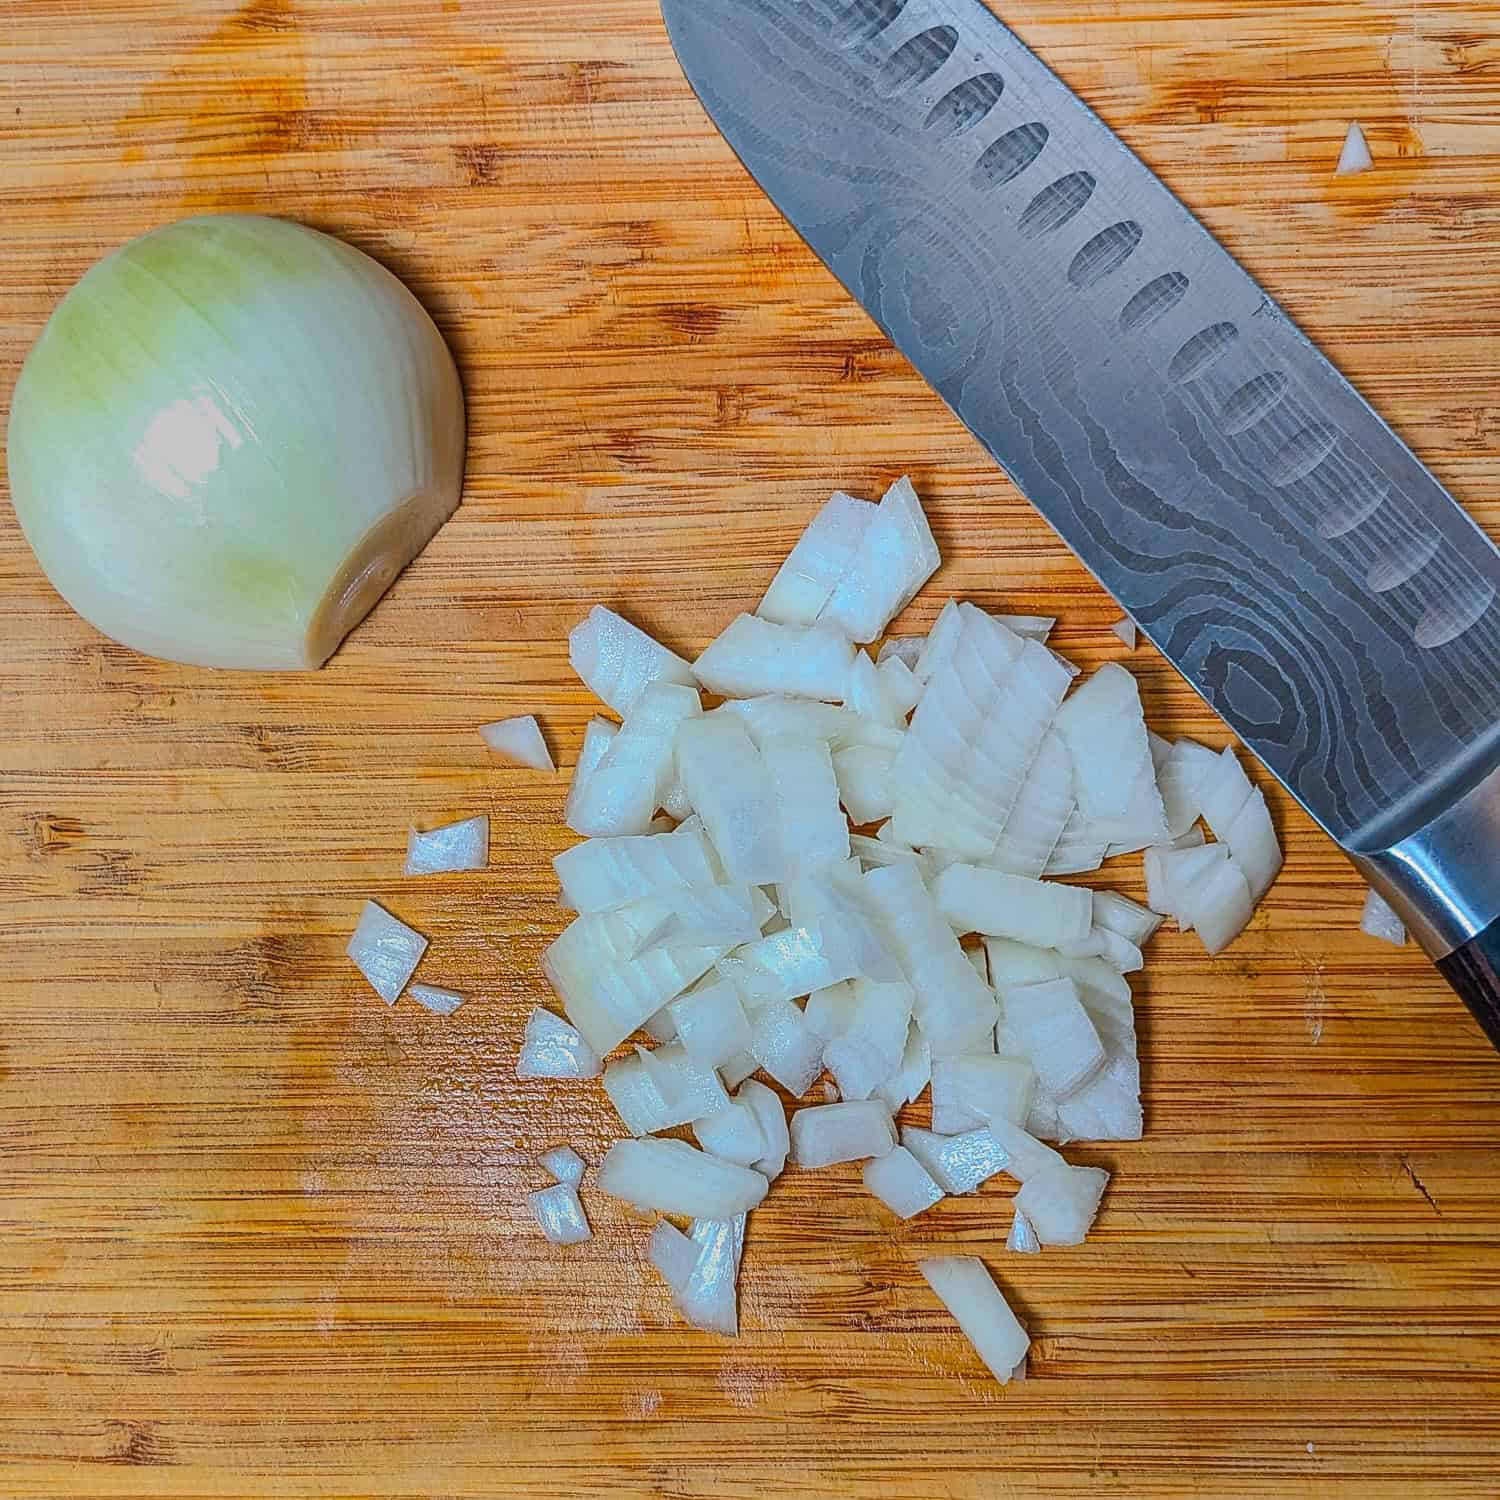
left=660, top=0, right=1500, bottom=1048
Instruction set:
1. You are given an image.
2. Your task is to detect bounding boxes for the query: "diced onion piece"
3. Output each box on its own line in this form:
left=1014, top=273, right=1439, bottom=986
left=877, top=654, right=921, bottom=716
left=893, top=610, right=1070, bottom=857
left=404, top=815, right=489, bottom=875
left=1001, top=978, right=1106, bottom=1101
left=677, top=716, right=785, bottom=884
left=900, top=1125, right=1009, bottom=1194
left=719, top=918, right=880, bottom=1007
left=803, top=980, right=858, bottom=1039
left=996, top=615, right=1056, bottom=642
left=1092, top=890, right=1163, bottom=947
left=567, top=682, right=701, bottom=838
left=1013, top=1163, right=1109, bottom=1246
left=1144, top=842, right=1230, bottom=924
left=516, top=1007, right=603, bottom=1081
left=544, top=905, right=728, bottom=1053
left=849, top=831, right=923, bottom=871
left=914, top=599, right=963, bottom=684
left=1337, top=121, right=1374, bottom=176
left=716, top=695, right=856, bottom=748
left=842, top=651, right=906, bottom=727
left=661, top=783, right=694, bottom=821
left=817, top=476, right=940, bottom=643
left=982, top=1116, right=1070, bottom=1182
left=832, top=742, right=900, bottom=826
left=949, top=1054, right=1038, bottom=1128
left=639, top=1042, right=731, bottom=1124
left=602, top=1052, right=673, bottom=1135
left=1111, top=616, right=1137, bottom=649
left=679, top=1215, right=747, bottom=1336
left=757, top=490, right=875, bottom=626
left=1196, top=746, right=1255, bottom=836
left=554, top=821, right=718, bottom=913
left=988, top=729, right=1073, bottom=878
left=598, top=1137, right=768, bottom=1219
left=1062, top=926, right=1144, bottom=975
left=862, top=863, right=999, bottom=1056
left=1053, top=664, right=1168, bottom=847
left=641, top=1006, right=678, bottom=1044
left=718, top=1050, right=759, bottom=1090
left=747, top=996, right=825, bottom=1096
left=527, top=1182, right=592, bottom=1245
left=1019, top=960, right=1140, bottom=1144
left=693, top=1099, right=769, bottom=1166
left=821, top=978, right=914, bottom=1099
left=917, top=1256, right=1030, bottom=1386
left=930, top=1056, right=987, bottom=1135
left=875, top=1023, right=933, bottom=1110
left=878, top=635, right=924, bottom=670
left=1180, top=858, right=1254, bottom=955
left=633, top=884, right=773, bottom=950
left=408, top=983, right=465, bottom=1016
left=347, top=900, right=427, bottom=1004
left=539, top=1145, right=586, bottom=1188
left=789, top=1099, right=897, bottom=1167
left=1361, top=888, right=1408, bottom=946
left=564, top=717, right=619, bottom=832
left=569, top=605, right=694, bottom=718
left=933, top=864, right=1093, bottom=949
left=1223, top=787, right=1282, bottom=902
left=479, top=714, right=554, bottom=771
left=1043, top=806, right=1108, bottom=876
left=738, top=1078, right=791, bottom=1179
left=648, top=1219, right=699, bottom=1295
left=694, top=613, right=856, bottom=702
left=763, top=735, right=851, bottom=872
left=1006, top=1208, right=1041, bottom=1255
left=1158, top=737, right=1215, bottom=839
left=863, top=1145, right=944, bottom=1219
left=669, top=979, right=754, bottom=1069
left=983, top=937, right=1063, bottom=990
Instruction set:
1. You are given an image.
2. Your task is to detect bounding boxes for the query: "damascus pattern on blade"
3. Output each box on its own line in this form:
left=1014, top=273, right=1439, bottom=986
left=661, top=0, right=1500, bottom=850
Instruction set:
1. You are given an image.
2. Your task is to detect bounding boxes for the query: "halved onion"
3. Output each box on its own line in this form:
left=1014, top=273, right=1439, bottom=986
left=7, top=215, right=464, bottom=671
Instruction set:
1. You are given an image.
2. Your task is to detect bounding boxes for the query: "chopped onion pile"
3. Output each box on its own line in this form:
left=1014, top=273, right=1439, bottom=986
left=514, top=477, right=1284, bottom=1383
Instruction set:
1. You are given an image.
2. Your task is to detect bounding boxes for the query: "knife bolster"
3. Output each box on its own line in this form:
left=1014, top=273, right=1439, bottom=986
left=1351, top=758, right=1500, bottom=961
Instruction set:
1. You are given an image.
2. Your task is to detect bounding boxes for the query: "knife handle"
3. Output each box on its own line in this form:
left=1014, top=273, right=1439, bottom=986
left=1437, top=924, right=1500, bottom=1051
left=1351, top=759, right=1500, bottom=1053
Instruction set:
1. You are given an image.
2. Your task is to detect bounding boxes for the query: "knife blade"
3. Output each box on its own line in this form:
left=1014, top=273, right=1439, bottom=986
left=660, top=0, right=1500, bottom=1044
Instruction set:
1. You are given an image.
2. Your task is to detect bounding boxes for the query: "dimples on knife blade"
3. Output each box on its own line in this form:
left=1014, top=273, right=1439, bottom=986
left=659, top=0, right=1500, bottom=857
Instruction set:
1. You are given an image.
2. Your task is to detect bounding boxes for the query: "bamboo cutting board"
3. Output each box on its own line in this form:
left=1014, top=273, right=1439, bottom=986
left=4, top=1, right=1500, bottom=1494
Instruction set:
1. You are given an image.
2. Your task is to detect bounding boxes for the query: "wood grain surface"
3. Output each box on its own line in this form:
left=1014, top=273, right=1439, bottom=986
left=4, top=1, right=1500, bottom=1495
